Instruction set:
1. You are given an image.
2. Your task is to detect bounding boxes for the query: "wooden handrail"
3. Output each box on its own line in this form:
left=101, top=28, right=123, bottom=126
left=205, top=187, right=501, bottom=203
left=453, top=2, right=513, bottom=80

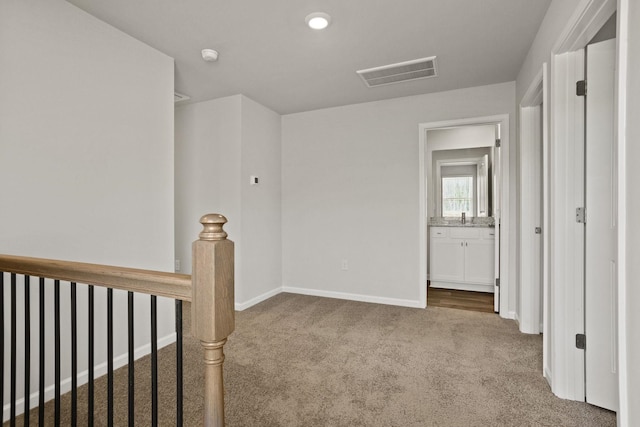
left=0, top=254, right=192, bottom=301
left=0, top=213, right=235, bottom=426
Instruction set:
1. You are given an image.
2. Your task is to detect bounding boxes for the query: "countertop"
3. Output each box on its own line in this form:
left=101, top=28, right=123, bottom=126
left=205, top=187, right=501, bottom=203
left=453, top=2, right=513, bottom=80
left=429, top=223, right=495, bottom=228
left=428, top=217, right=495, bottom=228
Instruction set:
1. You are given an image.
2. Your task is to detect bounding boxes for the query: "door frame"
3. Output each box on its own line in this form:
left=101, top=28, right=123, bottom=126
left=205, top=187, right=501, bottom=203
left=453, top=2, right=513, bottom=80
left=546, top=0, right=616, bottom=402
left=519, top=67, right=546, bottom=336
left=418, top=114, right=511, bottom=317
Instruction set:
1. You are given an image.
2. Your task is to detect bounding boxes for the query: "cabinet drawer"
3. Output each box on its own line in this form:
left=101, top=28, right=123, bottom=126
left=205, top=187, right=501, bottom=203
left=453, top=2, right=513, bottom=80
left=482, top=228, right=496, bottom=239
left=450, top=227, right=481, bottom=239
left=430, top=227, right=449, bottom=238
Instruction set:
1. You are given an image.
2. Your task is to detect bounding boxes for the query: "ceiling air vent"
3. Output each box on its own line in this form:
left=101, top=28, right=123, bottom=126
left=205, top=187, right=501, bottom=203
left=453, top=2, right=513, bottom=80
left=174, top=92, right=190, bottom=103
left=357, top=56, right=437, bottom=88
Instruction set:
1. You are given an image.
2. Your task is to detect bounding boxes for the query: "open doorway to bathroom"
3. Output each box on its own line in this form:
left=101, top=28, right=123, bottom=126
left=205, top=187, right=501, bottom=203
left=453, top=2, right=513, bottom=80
left=418, top=115, right=510, bottom=317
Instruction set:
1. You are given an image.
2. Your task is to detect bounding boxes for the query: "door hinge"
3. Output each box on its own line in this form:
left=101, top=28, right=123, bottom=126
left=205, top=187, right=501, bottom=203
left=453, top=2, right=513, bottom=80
left=576, top=207, right=586, bottom=224
left=576, top=80, right=587, bottom=96
left=495, top=278, right=500, bottom=287
left=535, top=227, right=542, bottom=234
left=576, top=333, right=586, bottom=350
left=495, top=138, right=501, bottom=148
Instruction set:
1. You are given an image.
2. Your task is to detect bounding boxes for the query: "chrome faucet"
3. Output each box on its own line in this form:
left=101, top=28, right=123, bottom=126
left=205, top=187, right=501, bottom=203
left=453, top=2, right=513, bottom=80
left=461, top=212, right=466, bottom=224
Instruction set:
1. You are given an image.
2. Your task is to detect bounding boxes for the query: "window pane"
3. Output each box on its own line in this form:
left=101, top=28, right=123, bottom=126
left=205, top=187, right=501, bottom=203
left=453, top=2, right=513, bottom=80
left=442, top=176, right=473, bottom=216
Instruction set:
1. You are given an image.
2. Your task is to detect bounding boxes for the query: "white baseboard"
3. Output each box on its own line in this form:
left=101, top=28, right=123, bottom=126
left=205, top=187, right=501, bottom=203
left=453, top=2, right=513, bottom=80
left=235, top=287, right=282, bottom=311
left=2, top=333, right=176, bottom=422
left=282, top=286, right=425, bottom=309
left=504, top=310, right=517, bottom=320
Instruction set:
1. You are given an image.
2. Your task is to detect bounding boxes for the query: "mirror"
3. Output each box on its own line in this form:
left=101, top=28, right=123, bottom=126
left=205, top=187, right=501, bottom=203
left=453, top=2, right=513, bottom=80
left=433, top=148, right=492, bottom=217
left=425, top=124, right=496, bottom=220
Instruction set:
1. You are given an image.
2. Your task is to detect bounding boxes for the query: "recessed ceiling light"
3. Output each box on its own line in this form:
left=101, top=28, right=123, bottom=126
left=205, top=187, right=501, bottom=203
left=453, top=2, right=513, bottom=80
left=305, top=12, right=331, bottom=30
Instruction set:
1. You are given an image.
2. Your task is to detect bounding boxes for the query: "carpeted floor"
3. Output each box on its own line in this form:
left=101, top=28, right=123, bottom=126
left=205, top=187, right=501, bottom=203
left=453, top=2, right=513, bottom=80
left=10, top=292, right=615, bottom=426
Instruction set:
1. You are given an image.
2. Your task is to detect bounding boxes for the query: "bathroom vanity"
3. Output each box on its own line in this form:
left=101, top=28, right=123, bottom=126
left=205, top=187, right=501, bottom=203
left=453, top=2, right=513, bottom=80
left=429, top=224, right=495, bottom=293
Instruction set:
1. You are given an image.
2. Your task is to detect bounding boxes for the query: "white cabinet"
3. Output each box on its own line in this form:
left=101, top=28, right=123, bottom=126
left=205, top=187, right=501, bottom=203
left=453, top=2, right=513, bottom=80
left=430, top=226, right=495, bottom=292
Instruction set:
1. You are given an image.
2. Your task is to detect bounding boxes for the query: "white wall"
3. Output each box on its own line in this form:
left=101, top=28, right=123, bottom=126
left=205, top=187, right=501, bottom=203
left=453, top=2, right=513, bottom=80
left=282, top=82, right=516, bottom=308
left=174, top=95, right=281, bottom=309
left=516, top=0, right=583, bottom=103
left=175, top=95, right=242, bottom=275
left=239, top=97, right=282, bottom=306
left=620, top=0, right=640, bottom=422
left=0, top=0, right=175, bottom=420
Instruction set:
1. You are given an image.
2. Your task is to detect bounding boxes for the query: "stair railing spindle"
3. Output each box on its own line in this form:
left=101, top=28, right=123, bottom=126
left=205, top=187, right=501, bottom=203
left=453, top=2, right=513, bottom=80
left=38, top=277, right=45, bottom=425
left=10, top=274, right=17, bottom=426
left=24, top=276, right=31, bottom=427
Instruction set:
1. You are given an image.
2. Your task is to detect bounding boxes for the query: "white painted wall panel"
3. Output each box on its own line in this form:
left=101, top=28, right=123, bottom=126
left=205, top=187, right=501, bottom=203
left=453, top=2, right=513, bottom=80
left=239, top=96, right=282, bottom=305
left=174, top=95, right=281, bottom=308
left=174, top=96, right=242, bottom=276
left=0, top=0, right=175, bottom=418
left=282, top=83, right=516, bottom=307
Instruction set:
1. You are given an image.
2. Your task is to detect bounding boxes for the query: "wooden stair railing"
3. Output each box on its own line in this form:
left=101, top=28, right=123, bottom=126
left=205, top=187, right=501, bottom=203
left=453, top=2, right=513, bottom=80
left=0, top=213, right=234, bottom=427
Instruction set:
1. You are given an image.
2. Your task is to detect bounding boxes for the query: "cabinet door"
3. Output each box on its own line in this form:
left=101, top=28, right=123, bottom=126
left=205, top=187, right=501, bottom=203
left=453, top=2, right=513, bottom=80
left=431, top=238, right=465, bottom=282
left=464, top=239, right=495, bottom=284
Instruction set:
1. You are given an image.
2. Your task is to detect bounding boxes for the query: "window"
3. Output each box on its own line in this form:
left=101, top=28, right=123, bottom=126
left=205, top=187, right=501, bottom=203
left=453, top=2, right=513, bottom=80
left=442, top=176, right=474, bottom=217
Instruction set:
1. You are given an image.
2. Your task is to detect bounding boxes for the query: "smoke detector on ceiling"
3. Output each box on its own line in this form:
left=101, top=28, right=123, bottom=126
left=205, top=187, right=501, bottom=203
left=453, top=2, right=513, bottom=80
left=201, top=49, right=219, bottom=62
left=357, top=56, right=437, bottom=88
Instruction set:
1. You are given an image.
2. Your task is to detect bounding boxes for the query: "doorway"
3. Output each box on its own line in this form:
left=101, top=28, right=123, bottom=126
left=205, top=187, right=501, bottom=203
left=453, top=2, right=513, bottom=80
left=545, top=0, right=618, bottom=406
left=418, top=114, right=511, bottom=318
left=519, top=65, right=547, bottom=337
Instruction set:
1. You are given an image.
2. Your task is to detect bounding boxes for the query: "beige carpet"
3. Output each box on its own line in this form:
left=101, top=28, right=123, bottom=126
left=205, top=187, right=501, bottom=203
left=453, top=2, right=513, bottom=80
left=10, top=292, right=615, bottom=426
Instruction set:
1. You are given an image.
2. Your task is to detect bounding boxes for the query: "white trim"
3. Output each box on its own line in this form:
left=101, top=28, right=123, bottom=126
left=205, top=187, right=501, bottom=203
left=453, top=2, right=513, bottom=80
left=519, top=67, right=545, bottom=336
left=234, top=287, right=282, bottom=311
left=419, top=114, right=510, bottom=317
left=282, top=286, right=424, bottom=309
left=615, top=0, right=629, bottom=423
left=546, top=0, right=618, bottom=404
left=552, top=0, right=616, bottom=54
left=542, top=62, right=551, bottom=390
left=3, top=332, right=176, bottom=422
left=544, top=367, right=553, bottom=389
left=521, top=68, right=544, bottom=107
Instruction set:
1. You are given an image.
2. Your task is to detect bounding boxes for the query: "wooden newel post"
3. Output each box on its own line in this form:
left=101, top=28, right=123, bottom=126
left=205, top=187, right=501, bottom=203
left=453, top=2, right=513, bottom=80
left=192, top=213, right=235, bottom=427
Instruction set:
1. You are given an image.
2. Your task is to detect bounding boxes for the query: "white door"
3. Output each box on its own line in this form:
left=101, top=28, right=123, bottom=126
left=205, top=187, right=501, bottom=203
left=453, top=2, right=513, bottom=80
left=585, top=38, right=618, bottom=411
left=519, top=104, right=543, bottom=334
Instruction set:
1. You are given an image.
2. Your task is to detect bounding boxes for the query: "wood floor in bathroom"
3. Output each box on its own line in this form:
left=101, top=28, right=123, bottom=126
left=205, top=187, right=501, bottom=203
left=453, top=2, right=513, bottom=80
left=427, top=283, right=495, bottom=313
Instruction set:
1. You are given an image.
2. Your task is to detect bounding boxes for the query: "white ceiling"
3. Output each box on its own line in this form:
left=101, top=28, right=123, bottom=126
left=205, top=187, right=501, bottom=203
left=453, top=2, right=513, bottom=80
left=66, top=0, right=551, bottom=115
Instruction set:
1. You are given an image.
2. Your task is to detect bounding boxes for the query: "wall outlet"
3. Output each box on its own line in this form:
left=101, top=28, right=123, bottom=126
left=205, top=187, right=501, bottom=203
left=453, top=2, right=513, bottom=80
left=175, top=259, right=181, bottom=271
left=341, top=259, right=349, bottom=271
